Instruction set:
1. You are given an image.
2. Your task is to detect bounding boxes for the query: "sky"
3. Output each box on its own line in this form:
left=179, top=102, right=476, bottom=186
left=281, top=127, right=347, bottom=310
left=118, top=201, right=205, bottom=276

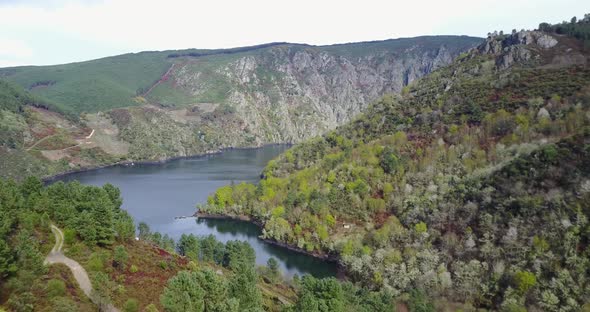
left=0, top=0, right=587, bottom=67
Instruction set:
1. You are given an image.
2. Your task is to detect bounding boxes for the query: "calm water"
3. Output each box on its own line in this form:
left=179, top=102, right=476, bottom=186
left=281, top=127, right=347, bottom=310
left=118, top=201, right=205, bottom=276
left=56, top=146, right=337, bottom=278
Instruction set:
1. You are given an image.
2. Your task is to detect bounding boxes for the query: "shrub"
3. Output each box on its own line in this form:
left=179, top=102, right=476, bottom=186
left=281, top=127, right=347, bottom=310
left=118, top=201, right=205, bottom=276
left=113, top=245, right=129, bottom=270
left=144, top=303, right=159, bottom=312
left=408, top=289, right=434, bottom=312
left=124, top=298, right=139, bottom=312
left=130, top=264, right=138, bottom=273
left=51, top=297, right=78, bottom=312
left=46, top=279, right=66, bottom=297
left=63, top=229, right=76, bottom=245
left=88, top=252, right=106, bottom=272
left=514, top=271, right=536, bottom=294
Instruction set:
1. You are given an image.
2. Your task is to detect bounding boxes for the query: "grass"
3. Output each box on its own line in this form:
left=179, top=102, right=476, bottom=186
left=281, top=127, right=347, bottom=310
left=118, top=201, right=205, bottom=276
left=0, top=52, right=173, bottom=114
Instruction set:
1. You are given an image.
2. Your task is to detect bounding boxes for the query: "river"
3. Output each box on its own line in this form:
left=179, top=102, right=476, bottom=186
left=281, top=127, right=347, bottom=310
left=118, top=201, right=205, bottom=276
left=55, top=145, right=337, bottom=278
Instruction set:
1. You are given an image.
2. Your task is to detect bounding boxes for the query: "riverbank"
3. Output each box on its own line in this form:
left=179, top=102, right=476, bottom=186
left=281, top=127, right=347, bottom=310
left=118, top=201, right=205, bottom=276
left=195, top=212, right=341, bottom=263
left=43, top=143, right=291, bottom=183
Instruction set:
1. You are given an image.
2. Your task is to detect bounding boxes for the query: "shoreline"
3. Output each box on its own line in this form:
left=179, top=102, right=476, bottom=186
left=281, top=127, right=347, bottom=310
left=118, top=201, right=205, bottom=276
left=43, top=143, right=291, bottom=183
left=195, top=212, right=341, bottom=263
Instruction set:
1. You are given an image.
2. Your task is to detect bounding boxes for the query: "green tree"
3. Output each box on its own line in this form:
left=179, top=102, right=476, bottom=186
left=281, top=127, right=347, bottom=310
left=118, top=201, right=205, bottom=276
left=514, top=271, right=536, bottom=294
left=223, top=240, right=255, bottom=270
left=114, top=211, right=135, bottom=241
left=408, top=289, right=434, bottom=312
left=138, top=222, right=151, bottom=240
left=295, top=276, right=344, bottom=312
left=267, top=257, right=280, bottom=282
left=228, top=264, right=262, bottom=311
left=177, top=234, right=200, bottom=260
left=380, top=147, right=400, bottom=174
left=161, top=271, right=205, bottom=312
left=92, top=272, right=114, bottom=310
left=114, top=245, right=129, bottom=270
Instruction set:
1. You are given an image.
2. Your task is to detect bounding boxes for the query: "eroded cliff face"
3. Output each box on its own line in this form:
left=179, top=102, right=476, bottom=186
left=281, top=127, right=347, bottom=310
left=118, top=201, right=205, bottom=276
left=162, top=39, right=479, bottom=146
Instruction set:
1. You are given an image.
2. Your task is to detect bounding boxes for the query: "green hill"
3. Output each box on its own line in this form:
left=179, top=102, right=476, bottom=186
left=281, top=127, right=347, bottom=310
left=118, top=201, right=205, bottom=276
left=0, top=36, right=480, bottom=115
left=202, top=18, right=590, bottom=310
left=0, top=36, right=482, bottom=180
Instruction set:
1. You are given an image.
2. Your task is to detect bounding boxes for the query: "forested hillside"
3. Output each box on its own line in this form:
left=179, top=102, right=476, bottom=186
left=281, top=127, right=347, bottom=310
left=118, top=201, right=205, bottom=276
left=0, top=36, right=481, bottom=180
left=0, top=177, right=412, bottom=311
left=202, top=17, right=590, bottom=310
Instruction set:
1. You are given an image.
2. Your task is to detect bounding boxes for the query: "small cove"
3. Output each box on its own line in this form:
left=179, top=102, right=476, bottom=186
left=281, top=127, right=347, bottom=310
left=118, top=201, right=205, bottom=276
left=55, top=146, right=337, bottom=278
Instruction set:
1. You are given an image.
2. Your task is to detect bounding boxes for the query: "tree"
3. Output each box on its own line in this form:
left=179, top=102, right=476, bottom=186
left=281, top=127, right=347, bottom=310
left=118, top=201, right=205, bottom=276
left=267, top=257, right=280, bottom=282
left=380, top=147, right=400, bottom=173
left=177, top=234, right=200, bottom=260
left=113, top=245, right=129, bottom=270
left=514, top=271, right=536, bottom=294
left=228, top=264, right=262, bottom=311
left=223, top=241, right=255, bottom=270
left=138, top=222, right=151, bottom=240
left=200, top=235, right=225, bottom=264
left=194, top=269, right=232, bottom=312
left=408, top=289, right=434, bottom=312
left=92, top=272, right=114, bottom=310
left=295, top=276, right=344, bottom=312
left=114, top=211, right=135, bottom=241
left=0, top=238, right=16, bottom=278
left=90, top=191, right=115, bottom=245
left=161, top=271, right=205, bottom=312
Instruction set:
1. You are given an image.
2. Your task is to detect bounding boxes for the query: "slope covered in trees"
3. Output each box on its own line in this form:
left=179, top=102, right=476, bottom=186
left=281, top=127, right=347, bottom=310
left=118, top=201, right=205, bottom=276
left=202, top=17, right=590, bottom=310
left=0, top=178, right=404, bottom=311
left=0, top=37, right=481, bottom=180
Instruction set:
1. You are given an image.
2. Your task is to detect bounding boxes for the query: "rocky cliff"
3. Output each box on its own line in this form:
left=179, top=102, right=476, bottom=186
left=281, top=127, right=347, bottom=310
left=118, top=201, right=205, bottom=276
left=151, top=37, right=481, bottom=144
left=0, top=36, right=481, bottom=175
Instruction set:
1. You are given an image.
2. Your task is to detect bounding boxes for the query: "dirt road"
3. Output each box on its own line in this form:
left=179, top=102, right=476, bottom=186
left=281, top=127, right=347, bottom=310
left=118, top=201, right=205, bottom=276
left=45, top=224, right=119, bottom=312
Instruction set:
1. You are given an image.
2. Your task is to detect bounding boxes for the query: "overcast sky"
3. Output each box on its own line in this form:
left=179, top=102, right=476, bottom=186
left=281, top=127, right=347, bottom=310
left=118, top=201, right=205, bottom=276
left=0, top=0, right=586, bottom=67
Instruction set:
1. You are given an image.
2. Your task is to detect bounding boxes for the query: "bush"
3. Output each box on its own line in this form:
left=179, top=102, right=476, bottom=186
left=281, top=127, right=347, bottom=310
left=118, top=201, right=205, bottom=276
left=46, top=279, right=66, bottom=297
left=51, top=297, right=78, bottom=312
left=88, top=252, right=106, bottom=272
left=144, top=303, right=159, bottom=312
left=123, top=298, right=139, bottom=312
left=114, top=245, right=129, bottom=270
left=130, top=264, right=138, bottom=273
left=63, top=229, right=76, bottom=245
left=514, top=271, right=536, bottom=294
left=408, top=289, right=434, bottom=312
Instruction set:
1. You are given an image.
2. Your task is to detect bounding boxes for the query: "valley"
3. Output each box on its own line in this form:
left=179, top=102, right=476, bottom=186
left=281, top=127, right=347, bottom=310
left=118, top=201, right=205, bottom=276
left=0, top=10, right=589, bottom=312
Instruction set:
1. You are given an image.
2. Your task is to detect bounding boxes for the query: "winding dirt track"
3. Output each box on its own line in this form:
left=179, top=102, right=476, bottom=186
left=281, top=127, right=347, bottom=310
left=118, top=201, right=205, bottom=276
left=45, top=224, right=119, bottom=312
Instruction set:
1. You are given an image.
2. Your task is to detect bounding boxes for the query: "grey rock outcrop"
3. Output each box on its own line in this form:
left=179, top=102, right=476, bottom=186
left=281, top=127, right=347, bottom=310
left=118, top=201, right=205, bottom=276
left=171, top=38, right=480, bottom=144
left=478, top=31, right=559, bottom=70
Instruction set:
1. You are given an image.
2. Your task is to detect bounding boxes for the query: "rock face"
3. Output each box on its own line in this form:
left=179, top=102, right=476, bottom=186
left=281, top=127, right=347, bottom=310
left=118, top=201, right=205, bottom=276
left=159, top=37, right=481, bottom=145
left=477, top=31, right=559, bottom=69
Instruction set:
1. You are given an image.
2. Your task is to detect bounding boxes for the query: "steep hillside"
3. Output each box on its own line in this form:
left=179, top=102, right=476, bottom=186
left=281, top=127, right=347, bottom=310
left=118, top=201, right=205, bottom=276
left=0, top=36, right=480, bottom=178
left=0, top=177, right=408, bottom=312
left=202, top=19, right=590, bottom=310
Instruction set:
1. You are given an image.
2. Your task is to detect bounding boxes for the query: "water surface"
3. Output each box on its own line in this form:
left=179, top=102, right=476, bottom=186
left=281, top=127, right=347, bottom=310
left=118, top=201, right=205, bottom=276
left=57, top=146, right=337, bottom=278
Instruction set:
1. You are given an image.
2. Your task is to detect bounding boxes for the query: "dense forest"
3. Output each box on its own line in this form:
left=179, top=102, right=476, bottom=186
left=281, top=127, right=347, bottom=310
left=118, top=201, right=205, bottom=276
left=2, top=13, right=590, bottom=312
left=0, top=178, right=409, bottom=311
left=201, top=16, right=590, bottom=310
left=539, top=13, right=590, bottom=48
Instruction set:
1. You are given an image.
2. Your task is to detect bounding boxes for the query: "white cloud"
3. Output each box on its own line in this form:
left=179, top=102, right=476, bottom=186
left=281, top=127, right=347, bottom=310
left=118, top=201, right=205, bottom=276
left=0, top=38, right=33, bottom=58
left=0, top=0, right=587, bottom=65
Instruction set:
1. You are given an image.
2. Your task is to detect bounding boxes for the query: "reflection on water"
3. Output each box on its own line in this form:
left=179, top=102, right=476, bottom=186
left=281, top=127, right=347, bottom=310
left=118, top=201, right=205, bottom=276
left=55, top=146, right=337, bottom=278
